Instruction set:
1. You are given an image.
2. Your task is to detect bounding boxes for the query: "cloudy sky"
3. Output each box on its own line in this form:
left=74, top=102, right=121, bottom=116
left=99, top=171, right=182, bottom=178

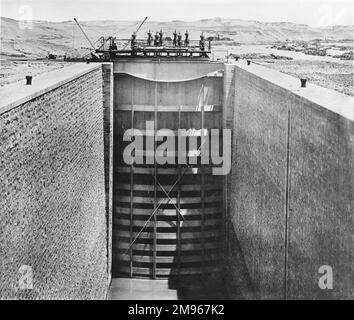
left=0, top=0, right=353, bottom=26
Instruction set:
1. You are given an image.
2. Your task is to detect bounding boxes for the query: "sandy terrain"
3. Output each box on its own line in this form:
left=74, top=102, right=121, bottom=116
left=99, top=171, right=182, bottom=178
left=1, top=43, right=353, bottom=98
left=257, top=60, right=354, bottom=96
left=1, top=16, right=352, bottom=95
left=1, top=16, right=353, bottom=60
left=221, top=44, right=354, bottom=97
left=0, top=60, right=67, bottom=87
left=0, top=58, right=352, bottom=97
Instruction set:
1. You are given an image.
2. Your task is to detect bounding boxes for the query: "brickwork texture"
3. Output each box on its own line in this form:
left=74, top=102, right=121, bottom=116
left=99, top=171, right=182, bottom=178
left=0, top=66, right=109, bottom=299
left=227, top=67, right=288, bottom=299
left=226, top=65, right=353, bottom=299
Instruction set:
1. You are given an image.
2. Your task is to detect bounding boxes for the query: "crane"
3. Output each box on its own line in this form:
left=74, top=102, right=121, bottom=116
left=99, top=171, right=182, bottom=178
left=73, top=18, right=96, bottom=51
left=72, top=16, right=149, bottom=61
left=122, top=16, right=148, bottom=49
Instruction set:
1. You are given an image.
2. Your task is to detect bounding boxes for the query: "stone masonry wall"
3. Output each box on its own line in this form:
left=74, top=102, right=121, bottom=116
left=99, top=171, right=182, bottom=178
left=288, top=96, right=353, bottom=299
left=102, top=63, right=114, bottom=285
left=0, top=66, right=109, bottom=299
left=227, top=66, right=288, bottom=299
left=226, top=63, right=354, bottom=299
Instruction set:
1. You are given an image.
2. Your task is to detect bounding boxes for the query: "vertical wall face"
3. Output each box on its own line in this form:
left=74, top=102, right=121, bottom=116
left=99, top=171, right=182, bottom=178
left=0, top=65, right=109, bottom=299
left=112, top=62, right=225, bottom=279
left=289, top=100, right=353, bottom=299
left=226, top=62, right=354, bottom=299
left=102, top=63, right=114, bottom=285
left=227, top=66, right=288, bottom=299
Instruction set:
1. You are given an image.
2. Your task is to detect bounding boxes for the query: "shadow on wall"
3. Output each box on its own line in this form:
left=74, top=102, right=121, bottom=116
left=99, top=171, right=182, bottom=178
left=224, top=63, right=354, bottom=300
left=225, top=222, right=257, bottom=300
left=166, top=205, right=228, bottom=300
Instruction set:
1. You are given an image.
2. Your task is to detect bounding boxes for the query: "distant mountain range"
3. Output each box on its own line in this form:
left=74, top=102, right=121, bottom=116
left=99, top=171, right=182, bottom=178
left=1, top=16, right=353, bottom=58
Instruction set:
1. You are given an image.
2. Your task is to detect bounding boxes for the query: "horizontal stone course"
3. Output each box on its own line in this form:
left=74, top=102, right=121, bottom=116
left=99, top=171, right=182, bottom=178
left=0, top=65, right=108, bottom=299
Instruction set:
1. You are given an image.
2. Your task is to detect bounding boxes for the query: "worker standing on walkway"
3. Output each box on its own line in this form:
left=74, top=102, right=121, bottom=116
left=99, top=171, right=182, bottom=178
left=131, top=32, right=137, bottom=56
left=177, top=32, right=182, bottom=47
left=173, top=30, right=177, bottom=46
left=154, top=32, right=159, bottom=46
left=159, top=29, right=163, bottom=46
left=147, top=30, right=153, bottom=46
left=185, top=30, right=189, bottom=46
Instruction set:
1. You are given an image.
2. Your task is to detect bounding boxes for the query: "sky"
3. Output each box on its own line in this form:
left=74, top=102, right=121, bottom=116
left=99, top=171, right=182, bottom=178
left=0, top=0, right=353, bottom=26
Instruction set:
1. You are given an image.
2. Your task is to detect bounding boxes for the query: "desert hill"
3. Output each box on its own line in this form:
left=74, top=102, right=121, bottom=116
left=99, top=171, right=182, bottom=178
left=1, top=16, right=353, bottom=58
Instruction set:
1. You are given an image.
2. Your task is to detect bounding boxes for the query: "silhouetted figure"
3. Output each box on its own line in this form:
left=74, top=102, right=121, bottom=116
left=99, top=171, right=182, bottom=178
left=173, top=30, right=177, bottom=46
left=159, top=29, right=163, bottom=46
left=109, top=37, right=117, bottom=50
left=147, top=30, right=153, bottom=46
left=199, top=33, right=206, bottom=51
left=131, top=32, right=137, bottom=56
left=154, top=32, right=159, bottom=46
left=131, top=32, right=137, bottom=48
left=177, top=32, right=182, bottom=47
left=184, top=30, right=189, bottom=46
